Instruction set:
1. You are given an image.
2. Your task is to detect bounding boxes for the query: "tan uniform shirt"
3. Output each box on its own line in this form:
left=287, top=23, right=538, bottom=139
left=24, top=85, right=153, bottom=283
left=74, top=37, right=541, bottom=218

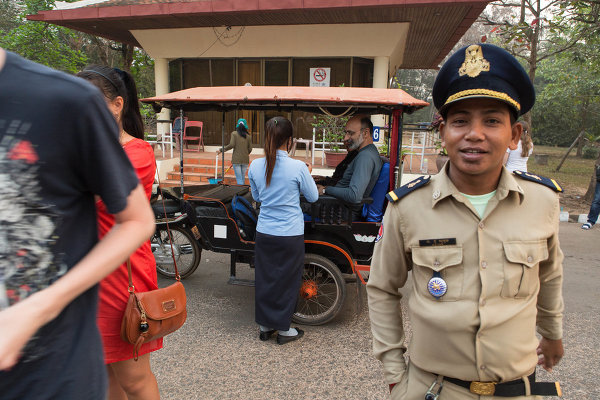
left=367, top=167, right=564, bottom=385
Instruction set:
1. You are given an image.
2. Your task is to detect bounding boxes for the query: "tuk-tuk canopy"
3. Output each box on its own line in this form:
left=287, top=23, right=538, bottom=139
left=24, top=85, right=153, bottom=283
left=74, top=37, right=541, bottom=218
left=141, top=85, right=429, bottom=115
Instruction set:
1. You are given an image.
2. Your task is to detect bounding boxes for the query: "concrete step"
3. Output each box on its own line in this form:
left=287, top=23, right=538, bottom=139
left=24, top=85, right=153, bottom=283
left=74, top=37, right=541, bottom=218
left=166, top=171, right=247, bottom=185
left=161, top=176, right=243, bottom=187
left=174, top=164, right=236, bottom=175
left=182, top=157, right=216, bottom=166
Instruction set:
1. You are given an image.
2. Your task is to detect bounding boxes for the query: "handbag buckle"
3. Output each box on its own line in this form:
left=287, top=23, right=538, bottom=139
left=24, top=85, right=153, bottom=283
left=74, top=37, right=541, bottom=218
left=470, top=382, right=495, bottom=395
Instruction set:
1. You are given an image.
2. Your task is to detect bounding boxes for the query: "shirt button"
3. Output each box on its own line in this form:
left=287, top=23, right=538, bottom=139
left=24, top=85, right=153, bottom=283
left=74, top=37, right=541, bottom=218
left=433, top=260, right=441, bottom=267
left=477, top=332, right=483, bottom=339
left=527, top=256, right=533, bottom=263
left=478, top=222, right=485, bottom=229
left=480, top=299, right=486, bottom=306
left=480, top=365, right=487, bottom=370
left=481, top=261, right=487, bottom=269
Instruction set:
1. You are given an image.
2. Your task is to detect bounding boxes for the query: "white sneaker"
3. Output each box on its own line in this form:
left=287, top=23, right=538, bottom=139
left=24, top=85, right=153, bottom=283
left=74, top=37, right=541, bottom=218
left=581, top=223, right=593, bottom=230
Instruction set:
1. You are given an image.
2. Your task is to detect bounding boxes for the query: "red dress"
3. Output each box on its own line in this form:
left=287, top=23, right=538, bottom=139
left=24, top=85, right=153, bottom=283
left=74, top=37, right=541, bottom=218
left=96, top=138, right=162, bottom=363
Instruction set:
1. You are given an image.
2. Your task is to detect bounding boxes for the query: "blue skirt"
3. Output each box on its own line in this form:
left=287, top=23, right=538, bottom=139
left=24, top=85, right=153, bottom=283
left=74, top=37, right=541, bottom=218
left=254, top=232, right=304, bottom=330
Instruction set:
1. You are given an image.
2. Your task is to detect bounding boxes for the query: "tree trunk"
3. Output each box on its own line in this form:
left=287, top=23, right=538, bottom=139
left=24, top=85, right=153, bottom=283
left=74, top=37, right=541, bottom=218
left=584, top=157, right=600, bottom=202
left=576, top=99, right=590, bottom=157
left=576, top=135, right=585, bottom=157
left=556, top=131, right=585, bottom=172
left=121, top=44, right=134, bottom=72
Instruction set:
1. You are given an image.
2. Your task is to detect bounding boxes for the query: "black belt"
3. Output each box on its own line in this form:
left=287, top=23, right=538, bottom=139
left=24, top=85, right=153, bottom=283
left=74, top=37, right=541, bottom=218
left=444, top=372, right=562, bottom=397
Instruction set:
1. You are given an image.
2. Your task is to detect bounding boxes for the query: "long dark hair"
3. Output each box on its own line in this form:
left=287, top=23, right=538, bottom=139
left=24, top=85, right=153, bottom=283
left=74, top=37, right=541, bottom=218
left=76, top=65, right=144, bottom=139
left=264, top=116, right=293, bottom=186
left=519, top=120, right=533, bottom=157
left=237, top=124, right=248, bottom=138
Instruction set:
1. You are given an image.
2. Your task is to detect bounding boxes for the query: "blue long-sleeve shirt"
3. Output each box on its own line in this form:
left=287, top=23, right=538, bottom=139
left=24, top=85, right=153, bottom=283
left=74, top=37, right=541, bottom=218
left=248, top=150, right=319, bottom=236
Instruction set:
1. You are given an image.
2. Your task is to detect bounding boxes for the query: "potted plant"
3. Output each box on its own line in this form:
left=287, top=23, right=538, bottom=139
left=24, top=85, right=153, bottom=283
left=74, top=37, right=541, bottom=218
left=430, top=113, right=448, bottom=172
left=312, top=115, right=349, bottom=168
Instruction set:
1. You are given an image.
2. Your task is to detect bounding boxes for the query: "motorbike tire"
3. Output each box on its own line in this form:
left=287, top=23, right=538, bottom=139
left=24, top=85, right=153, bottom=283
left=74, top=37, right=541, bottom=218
left=292, top=253, right=346, bottom=326
left=151, top=226, right=201, bottom=279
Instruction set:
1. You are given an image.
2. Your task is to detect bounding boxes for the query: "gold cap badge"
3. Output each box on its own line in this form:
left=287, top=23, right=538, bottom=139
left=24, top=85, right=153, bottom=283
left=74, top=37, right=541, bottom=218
left=459, top=45, right=490, bottom=78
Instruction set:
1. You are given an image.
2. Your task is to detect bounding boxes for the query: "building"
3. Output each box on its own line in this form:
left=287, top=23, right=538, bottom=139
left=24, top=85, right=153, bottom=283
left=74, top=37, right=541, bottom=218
left=29, top=0, right=490, bottom=145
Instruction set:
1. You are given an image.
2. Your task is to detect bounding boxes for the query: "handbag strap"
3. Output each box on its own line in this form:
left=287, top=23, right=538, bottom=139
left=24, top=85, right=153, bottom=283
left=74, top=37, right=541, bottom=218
left=155, top=160, right=181, bottom=281
left=126, top=160, right=183, bottom=295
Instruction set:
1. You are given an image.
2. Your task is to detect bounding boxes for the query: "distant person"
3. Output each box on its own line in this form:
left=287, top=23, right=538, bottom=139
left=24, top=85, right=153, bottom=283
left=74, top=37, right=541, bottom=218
left=504, top=120, right=533, bottom=172
left=248, top=116, right=318, bottom=344
left=77, top=66, right=161, bottom=400
left=0, top=49, right=155, bottom=400
left=581, top=163, right=600, bottom=230
left=316, top=115, right=382, bottom=218
left=217, top=118, right=253, bottom=185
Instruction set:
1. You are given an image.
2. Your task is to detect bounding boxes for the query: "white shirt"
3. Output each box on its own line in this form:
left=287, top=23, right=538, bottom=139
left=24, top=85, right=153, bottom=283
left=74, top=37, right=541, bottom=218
left=505, top=140, right=533, bottom=172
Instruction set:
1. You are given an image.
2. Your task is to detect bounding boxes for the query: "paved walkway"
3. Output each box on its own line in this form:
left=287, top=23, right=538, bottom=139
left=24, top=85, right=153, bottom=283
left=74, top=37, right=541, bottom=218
left=151, top=222, right=600, bottom=399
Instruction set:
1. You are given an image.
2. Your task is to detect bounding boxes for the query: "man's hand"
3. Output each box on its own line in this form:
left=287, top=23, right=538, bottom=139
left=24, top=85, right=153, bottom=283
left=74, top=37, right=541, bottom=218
left=216, top=149, right=221, bottom=155
left=316, top=184, right=326, bottom=195
left=0, top=293, right=46, bottom=371
left=537, top=337, right=564, bottom=372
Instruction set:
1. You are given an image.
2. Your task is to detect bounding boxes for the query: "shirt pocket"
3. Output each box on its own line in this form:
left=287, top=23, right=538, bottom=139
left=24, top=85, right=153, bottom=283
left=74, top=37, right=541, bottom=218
left=411, top=246, right=463, bottom=301
left=501, top=240, right=548, bottom=299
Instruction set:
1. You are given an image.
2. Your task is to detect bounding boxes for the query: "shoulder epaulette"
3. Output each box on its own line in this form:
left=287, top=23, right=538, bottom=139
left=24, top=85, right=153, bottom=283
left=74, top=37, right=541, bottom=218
left=513, top=170, right=562, bottom=192
left=386, top=176, right=431, bottom=203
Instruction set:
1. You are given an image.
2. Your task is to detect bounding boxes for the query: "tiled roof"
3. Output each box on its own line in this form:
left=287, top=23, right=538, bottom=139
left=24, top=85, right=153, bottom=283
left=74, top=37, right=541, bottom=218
left=30, top=0, right=490, bottom=69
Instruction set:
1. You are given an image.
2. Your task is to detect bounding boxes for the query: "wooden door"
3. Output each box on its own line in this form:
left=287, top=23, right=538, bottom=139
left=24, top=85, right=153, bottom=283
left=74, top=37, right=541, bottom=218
left=237, top=61, right=261, bottom=145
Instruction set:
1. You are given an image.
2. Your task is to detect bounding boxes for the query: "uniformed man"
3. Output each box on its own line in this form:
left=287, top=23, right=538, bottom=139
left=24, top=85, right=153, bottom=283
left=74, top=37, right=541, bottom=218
left=367, top=43, right=564, bottom=399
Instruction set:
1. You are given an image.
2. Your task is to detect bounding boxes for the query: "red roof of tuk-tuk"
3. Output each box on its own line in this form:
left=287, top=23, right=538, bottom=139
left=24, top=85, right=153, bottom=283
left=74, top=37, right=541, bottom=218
left=141, top=86, right=428, bottom=115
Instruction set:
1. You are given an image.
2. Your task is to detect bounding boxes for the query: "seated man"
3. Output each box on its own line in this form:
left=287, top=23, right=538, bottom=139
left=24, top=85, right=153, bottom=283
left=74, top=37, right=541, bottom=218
left=313, top=146, right=359, bottom=187
left=317, top=115, right=383, bottom=217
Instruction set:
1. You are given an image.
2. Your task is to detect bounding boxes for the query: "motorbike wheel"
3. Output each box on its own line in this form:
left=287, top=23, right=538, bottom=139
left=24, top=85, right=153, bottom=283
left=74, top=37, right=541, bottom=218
left=151, top=226, right=201, bottom=279
left=292, top=253, right=346, bottom=326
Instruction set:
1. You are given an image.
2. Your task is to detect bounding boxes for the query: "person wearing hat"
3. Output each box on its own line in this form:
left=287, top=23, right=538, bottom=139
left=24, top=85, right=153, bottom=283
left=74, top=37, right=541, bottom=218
left=367, top=43, right=565, bottom=399
left=217, top=118, right=253, bottom=185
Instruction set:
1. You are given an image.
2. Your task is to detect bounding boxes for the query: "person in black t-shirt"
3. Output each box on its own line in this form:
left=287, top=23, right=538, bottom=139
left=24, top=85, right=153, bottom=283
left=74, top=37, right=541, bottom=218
left=0, top=48, right=155, bottom=400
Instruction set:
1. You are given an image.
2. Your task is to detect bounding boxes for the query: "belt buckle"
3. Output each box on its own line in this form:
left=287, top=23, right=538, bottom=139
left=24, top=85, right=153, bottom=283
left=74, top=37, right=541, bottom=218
left=470, top=381, right=496, bottom=395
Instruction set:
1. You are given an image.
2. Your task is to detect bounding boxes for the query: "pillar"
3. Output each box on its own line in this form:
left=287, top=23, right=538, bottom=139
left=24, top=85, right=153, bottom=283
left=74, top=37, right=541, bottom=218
left=371, top=56, right=389, bottom=144
left=154, top=57, right=170, bottom=138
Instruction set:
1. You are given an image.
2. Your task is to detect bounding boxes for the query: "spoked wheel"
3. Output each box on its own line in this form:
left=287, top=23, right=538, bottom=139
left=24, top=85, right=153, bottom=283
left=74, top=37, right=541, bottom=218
left=293, top=253, right=346, bottom=326
left=151, top=226, right=201, bottom=279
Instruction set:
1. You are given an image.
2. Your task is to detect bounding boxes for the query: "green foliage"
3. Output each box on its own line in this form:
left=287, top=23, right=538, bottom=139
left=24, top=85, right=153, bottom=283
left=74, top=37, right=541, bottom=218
left=311, top=115, right=349, bottom=152
left=0, top=0, right=88, bottom=73
left=532, top=42, right=600, bottom=146
left=582, top=146, right=599, bottom=159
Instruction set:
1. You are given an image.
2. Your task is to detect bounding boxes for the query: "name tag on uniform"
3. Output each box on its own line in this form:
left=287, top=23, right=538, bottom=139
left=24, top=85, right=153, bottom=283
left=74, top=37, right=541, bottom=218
left=419, top=238, right=457, bottom=247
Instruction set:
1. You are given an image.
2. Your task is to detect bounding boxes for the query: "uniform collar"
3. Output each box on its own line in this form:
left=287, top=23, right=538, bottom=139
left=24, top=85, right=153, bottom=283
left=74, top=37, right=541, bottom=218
left=431, top=164, right=524, bottom=208
left=276, top=149, right=289, bottom=158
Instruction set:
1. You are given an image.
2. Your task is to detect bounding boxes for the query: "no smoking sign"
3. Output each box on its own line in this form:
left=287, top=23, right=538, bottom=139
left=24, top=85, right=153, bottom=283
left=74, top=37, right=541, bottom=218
left=310, top=67, right=331, bottom=87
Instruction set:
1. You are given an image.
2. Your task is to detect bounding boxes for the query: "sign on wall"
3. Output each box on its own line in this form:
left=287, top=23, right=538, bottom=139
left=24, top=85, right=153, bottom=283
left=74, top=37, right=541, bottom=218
left=310, top=68, right=331, bottom=87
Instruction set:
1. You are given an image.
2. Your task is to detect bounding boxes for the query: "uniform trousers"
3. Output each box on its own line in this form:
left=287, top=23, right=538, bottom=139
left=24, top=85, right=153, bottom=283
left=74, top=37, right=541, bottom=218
left=391, top=363, right=541, bottom=400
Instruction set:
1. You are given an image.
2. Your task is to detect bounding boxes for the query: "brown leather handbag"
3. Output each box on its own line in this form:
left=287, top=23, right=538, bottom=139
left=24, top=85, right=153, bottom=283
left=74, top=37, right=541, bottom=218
left=120, top=259, right=187, bottom=360
left=120, top=165, right=187, bottom=360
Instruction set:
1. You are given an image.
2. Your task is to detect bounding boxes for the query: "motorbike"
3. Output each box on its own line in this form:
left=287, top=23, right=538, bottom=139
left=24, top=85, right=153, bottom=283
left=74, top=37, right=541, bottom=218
left=150, top=188, right=202, bottom=279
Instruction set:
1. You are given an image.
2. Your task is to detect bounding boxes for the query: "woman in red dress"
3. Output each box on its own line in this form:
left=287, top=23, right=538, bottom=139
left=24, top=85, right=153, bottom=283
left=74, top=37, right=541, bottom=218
left=77, top=66, right=161, bottom=400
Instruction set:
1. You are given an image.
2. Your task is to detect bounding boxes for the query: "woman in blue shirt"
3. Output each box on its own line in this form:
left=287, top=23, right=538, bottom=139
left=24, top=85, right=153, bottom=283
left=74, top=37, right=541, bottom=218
left=248, top=116, right=319, bottom=344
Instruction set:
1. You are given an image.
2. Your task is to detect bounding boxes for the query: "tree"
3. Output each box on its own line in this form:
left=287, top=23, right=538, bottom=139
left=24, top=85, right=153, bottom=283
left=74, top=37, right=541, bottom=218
left=0, top=0, right=88, bottom=73
left=533, top=43, right=600, bottom=148
left=478, top=0, right=596, bottom=129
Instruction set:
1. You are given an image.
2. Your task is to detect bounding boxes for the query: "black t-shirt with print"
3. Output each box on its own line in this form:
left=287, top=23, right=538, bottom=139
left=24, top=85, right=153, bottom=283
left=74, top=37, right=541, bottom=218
left=0, top=52, right=139, bottom=399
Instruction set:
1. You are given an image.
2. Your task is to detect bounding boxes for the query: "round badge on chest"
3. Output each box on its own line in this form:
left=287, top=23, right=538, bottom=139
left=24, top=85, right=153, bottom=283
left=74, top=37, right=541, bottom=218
left=428, top=272, right=447, bottom=298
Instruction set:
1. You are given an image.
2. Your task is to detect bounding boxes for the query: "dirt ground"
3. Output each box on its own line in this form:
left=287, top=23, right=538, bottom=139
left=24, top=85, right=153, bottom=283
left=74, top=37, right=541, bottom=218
left=558, top=185, right=592, bottom=215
